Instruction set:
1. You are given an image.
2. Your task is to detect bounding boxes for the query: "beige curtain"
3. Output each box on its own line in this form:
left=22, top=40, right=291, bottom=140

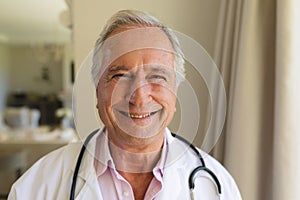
left=273, top=0, right=300, bottom=199
left=212, top=0, right=300, bottom=199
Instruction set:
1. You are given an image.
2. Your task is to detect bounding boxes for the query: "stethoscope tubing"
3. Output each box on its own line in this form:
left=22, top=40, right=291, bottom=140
left=171, top=133, right=222, bottom=194
left=70, top=129, right=99, bottom=200
left=70, top=129, right=222, bottom=200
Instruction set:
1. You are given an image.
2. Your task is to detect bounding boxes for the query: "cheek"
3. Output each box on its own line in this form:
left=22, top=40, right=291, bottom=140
left=96, top=86, right=110, bottom=109
left=97, top=84, right=125, bottom=108
left=153, top=87, right=177, bottom=109
left=96, top=89, right=112, bottom=123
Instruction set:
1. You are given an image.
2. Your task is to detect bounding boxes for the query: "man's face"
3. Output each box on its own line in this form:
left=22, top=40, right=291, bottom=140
left=96, top=29, right=177, bottom=147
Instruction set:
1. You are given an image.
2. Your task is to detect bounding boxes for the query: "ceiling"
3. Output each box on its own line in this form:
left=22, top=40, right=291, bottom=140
left=0, top=0, right=71, bottom=44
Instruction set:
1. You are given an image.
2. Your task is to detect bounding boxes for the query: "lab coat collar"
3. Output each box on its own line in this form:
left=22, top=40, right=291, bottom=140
left=158, top=129, right=192, bottom=199
left=164, top=129, right=192, bottom=169
left=71, top=127, right=192, bottom=176
left=68, top=127, right=191, bottom=199
left=74, top=129, right=102, bottom=179
left=93, top=129, right=113, bottom=176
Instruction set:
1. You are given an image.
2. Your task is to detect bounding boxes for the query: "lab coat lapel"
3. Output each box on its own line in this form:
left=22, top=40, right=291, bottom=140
left=70, top=130, right=103, bottom=200
left=74, top=171, right=103, bottom=200
left=157, top=164, right=188, bottom=199
left=156, top=132, right=191, bottom=199
left=158, top=131, right=227, bottom=199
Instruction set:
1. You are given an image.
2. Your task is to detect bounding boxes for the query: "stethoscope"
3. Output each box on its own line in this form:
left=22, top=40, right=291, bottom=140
left=70, top=129, right=222, bottom=200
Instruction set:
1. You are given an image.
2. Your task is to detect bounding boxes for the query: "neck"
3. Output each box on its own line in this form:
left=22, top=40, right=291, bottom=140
left=109, top=140, right=163, bottom=173
left=107, top=128, right=165, bottom=153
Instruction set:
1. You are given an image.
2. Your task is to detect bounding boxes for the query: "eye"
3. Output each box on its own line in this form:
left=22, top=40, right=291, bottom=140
left=148, top=74, right=167, bottom=82
left=111, top=73, right=133, bottom=80
left=112, top=73, right=124, bottom=79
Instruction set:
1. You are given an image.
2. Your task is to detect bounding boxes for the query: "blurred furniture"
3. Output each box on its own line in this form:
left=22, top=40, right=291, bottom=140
left=6, top=92, right=63, bottom=126
left=0, top=139, right=68, bottom=170
left=0, top=130, right=73, bottom=199
left=3, top=107, right=40, bottom=129
left=0, top=151, right=27, bottom=199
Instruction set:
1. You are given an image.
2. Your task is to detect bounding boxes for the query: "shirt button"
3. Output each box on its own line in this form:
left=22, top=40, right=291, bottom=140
left=123, top=191, right=129, bottom=197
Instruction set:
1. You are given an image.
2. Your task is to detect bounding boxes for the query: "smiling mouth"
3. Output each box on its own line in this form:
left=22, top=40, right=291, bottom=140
left=119, top=111, right=159, bottom=119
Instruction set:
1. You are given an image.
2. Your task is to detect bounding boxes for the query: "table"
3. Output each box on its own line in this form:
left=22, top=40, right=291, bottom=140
left=0, top=128, right=77, bottom=195
left=0, top=128, right=78, bottom=170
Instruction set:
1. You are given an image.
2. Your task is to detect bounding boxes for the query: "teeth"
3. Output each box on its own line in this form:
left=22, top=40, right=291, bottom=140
left=128, top=113, right=150, bottom=119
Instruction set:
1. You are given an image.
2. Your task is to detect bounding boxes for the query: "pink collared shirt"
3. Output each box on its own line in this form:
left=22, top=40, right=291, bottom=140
left=94, top=129, right=168, bottom=200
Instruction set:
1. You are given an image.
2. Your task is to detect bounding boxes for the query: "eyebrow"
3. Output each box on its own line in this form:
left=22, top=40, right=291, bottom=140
left=108, top=65, right=130, bottom=73
left=107, top=64, right=174, bottom=78
left=148, top=65, right=170, bottom=73
left=106, top=65, right=130, bottom=78
left=146, top=64, right=174, bottom=77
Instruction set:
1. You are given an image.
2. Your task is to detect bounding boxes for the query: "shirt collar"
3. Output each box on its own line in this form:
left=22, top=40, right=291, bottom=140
left=94, top=128, right=171, bottom=178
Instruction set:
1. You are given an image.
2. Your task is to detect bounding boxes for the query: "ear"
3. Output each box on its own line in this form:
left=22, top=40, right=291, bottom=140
left=96, top=88, right=99, bottom=109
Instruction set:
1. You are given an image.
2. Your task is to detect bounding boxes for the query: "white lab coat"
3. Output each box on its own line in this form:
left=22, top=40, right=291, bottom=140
left=8, top=129, right=242, bottom=200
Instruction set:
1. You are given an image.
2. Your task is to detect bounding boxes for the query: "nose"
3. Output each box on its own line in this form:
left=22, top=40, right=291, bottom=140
left=129, top=81, right=152, bottom=106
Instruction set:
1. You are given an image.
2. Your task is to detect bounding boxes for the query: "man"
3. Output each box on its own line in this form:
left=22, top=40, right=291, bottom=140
left=8, top=10, right=242, bottom=199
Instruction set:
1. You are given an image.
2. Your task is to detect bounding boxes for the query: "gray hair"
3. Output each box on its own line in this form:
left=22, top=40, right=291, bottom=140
left=91, top=9, right=185, bottom=87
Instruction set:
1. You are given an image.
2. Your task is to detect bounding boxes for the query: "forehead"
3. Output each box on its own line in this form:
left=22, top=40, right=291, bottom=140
left=99, top=26, right=175, bottom=70
left=107, top=25, right=173, bottom=50
left=109, top=49, right=174, bottom=68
